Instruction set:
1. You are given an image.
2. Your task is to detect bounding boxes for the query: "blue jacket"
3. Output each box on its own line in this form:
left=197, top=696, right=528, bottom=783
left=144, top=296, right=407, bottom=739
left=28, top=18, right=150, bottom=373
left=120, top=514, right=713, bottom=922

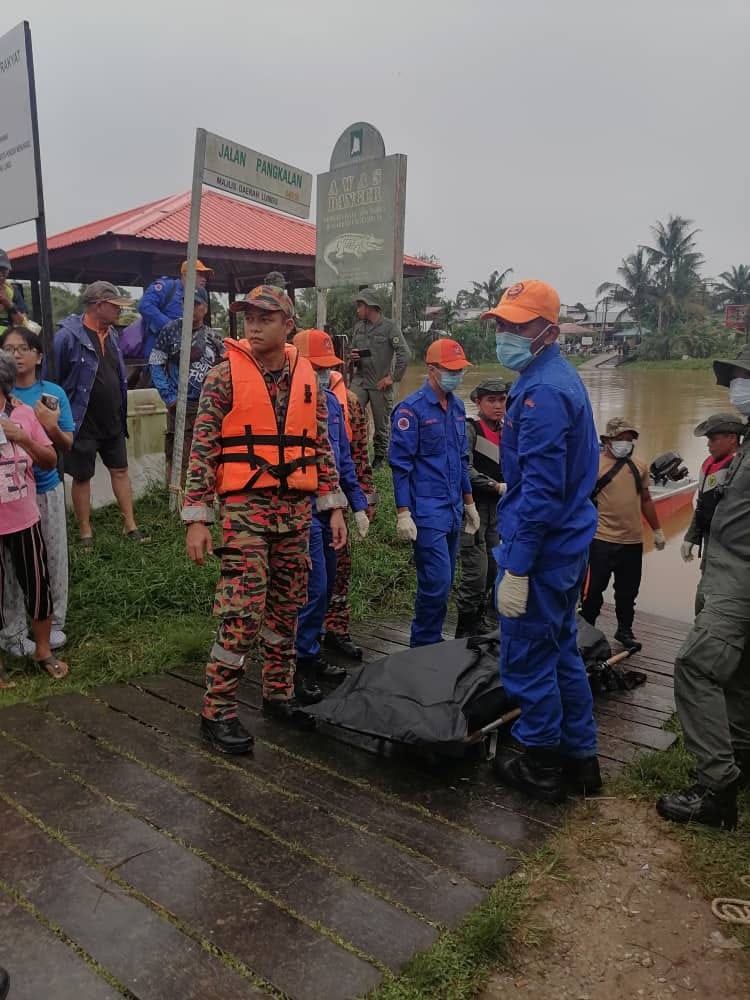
left=138, top=276, right=185, bottom=335
left=496, top=344, right=599, bottom=575
left=322, top=389, right=368, bottom=515
left=52, top=314, right=128, bottom=436
left=388, top=380, right=471, bottom=531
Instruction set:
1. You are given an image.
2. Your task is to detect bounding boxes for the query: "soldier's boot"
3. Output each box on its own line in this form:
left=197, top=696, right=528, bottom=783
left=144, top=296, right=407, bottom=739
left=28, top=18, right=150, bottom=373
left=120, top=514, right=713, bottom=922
left=735, top=748, right=750, bottom=789
left=562, top=754, right=603, bottom=795
left=455, top=612, right=480, bottom=639
left=314, top=652, right=348, bottom=682
left=262, top=697, right=316, bottom=731
left=323, top=631, right=363, bottom=661
left=614, top=625, right=640, bottom=652
left=493, top=745, right=567, bottom=805
left=200, top=716, right=254, bottom=755
left=294, top=658, right=324, bottom=704
left=656, top=779, right=739, bottom=831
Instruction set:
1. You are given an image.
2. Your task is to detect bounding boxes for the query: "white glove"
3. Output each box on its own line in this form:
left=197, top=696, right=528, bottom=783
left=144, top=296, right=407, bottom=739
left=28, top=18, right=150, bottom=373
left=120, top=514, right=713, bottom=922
left=680, top=541, right=695, bottom=562
left=653, top=528, right=666, bottom=551
left=496, top=482, right=507, bottom=496
left=496, top=572, right=529, bottom=618
left=354, top=509, right=370, bottom=540
left=463, top=502, right=481, bottom=535
left=396, top=510, right=418, bottom=542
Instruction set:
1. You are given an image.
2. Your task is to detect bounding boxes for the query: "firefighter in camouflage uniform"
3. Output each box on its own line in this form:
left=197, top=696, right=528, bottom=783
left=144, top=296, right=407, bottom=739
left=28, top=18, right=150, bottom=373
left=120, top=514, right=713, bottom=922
left=183, top=285, right=347, bottom=754
left=322, top=369, right=377, bottom=660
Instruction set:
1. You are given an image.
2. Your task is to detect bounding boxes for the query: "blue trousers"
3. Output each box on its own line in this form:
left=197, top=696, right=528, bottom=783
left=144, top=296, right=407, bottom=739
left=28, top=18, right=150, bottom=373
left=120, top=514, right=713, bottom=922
left=296, top=513, right=337, bottom=659
left=411, top=526, right=460, bottom=647
left=498, top=553, right=597, bottom=756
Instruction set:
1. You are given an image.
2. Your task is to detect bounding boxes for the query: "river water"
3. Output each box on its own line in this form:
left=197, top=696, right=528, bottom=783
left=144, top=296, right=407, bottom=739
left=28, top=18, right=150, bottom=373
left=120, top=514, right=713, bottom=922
left=398, top=362, right=731, bottom=623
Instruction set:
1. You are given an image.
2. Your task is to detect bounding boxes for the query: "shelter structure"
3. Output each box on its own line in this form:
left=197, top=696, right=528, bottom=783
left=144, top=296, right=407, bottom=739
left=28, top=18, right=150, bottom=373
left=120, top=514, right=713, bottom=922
left=8, top=189, right=438, bottom=325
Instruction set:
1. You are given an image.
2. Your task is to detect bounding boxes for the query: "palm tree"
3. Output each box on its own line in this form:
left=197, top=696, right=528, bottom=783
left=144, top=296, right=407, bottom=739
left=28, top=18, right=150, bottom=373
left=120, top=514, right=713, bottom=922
left=713, top=264, right=750, bottom=305
left=441, top=299, right=459, bottom=332
left=596, top=248, right=653, bottom=337
left=471, top=268, right=514, bottom=311
left=642, top=215, right=704, bottom=332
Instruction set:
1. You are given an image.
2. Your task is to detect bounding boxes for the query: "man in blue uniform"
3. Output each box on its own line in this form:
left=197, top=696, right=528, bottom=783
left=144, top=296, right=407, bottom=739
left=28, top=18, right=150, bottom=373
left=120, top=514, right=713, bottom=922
left=483, top=280, right=601, bottom=804
left=389, top=338, right=480, bottom=647
left=139, top=259, right=213, bottom=360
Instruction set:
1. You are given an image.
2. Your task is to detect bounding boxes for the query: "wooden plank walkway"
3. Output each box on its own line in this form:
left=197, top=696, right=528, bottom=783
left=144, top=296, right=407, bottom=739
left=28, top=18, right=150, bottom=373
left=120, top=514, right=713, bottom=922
left=0, top=606, right=686, bottom=999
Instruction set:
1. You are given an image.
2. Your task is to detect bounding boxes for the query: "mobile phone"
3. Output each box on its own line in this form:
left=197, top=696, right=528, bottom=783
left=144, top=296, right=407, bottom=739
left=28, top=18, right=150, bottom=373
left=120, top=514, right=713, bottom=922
left=355, top=348, right=372, bottom=359
left=40, top=393, right=59, bottom=411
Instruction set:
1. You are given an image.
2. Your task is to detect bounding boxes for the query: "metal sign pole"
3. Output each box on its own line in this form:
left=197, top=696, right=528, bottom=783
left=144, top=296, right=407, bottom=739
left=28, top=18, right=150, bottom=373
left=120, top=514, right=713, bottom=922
left=391, top=154, right=408, bottom=331
left=23, top=23, right=54, bottom=375
left=316, top=287, right=327, bottom=329
left=169, top=127, right=206, bottom=513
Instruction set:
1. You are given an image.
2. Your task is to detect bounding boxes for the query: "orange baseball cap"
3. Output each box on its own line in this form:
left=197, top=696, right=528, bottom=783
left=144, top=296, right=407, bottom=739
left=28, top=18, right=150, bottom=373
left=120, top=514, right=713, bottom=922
left=293, top=329, right=342, bottom=367
left=425, top=338, right=472, bottom=370
left=480, top=280, right=560, bottom=325
left=181, top=259, right=213, bottom=275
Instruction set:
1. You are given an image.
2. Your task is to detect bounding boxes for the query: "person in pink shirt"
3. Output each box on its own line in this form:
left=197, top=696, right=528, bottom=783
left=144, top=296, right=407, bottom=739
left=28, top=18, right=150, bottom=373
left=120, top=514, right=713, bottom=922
left=0, top=349, right=69, bottom=687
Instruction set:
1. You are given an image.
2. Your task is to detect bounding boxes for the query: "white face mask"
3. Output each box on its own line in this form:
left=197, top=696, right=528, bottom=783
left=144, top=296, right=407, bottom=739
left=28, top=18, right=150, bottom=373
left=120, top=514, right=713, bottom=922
left=610, top=440, right=634, bottom=459
left=729, top=378, right=750, bottom=416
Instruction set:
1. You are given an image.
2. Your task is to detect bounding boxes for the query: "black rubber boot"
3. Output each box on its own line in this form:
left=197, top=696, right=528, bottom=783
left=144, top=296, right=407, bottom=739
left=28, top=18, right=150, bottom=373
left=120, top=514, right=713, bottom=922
left=562, top=754, right=603, bottom=795
left=200, top=715, right=254, bottom=755
left=656, top=780, right=739, bottom=831
left=734, top=747, right=750, bottom=789
left=614, top=627, right=640, bottom=652
left=262, top=697, right=316, bottom=730
left=455, top=612, right=480, bottom=639
left=314, top=652, right=348, bottom=681
left=493, top=745, right=567, bottom=804
left=294, top=659, right=324, bottom=704
left=323, top=632, right=363, bottom=660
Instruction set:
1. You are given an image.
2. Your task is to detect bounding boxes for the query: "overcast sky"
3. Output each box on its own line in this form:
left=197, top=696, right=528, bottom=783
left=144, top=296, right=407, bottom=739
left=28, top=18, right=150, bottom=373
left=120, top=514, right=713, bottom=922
left=1, top=0, right=748, bottom=305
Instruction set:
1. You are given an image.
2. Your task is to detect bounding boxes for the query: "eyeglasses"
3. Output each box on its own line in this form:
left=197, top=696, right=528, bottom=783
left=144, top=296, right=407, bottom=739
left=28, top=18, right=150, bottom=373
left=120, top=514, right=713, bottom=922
left=4, top=345, right=33, bottom=355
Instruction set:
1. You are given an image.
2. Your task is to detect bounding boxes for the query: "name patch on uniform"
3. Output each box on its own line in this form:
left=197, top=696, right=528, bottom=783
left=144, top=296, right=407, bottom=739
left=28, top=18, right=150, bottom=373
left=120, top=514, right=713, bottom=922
left=423, top=417, right=439, bottom=425
left=397, top=416, right=410, bottom=430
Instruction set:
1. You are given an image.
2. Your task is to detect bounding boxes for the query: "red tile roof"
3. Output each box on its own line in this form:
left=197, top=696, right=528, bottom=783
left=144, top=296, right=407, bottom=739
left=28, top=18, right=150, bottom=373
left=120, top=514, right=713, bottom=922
left=9, top=189, right=437, bottom=270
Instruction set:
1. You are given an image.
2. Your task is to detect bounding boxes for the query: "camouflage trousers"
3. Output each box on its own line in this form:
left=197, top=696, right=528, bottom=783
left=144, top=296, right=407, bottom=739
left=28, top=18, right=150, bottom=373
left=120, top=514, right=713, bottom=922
left=203, top=524, right=311, bottom=721
left=323, top=529, right=352, bottom=637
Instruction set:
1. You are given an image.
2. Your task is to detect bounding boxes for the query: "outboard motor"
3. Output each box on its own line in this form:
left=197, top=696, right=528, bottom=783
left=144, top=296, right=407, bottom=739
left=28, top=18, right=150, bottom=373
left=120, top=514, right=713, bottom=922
left=650, top=451, right=689, bottom=486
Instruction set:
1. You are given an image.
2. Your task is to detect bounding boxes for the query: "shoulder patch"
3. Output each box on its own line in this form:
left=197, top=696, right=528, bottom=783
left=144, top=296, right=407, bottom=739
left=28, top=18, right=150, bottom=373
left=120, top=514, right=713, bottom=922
left=524, top=398, right=536, bottom=408
left=154, top=281, right=164, bottom=291
left=391, top=336, right=401, bottom=347
left=397, top=416, right=411, bottom=431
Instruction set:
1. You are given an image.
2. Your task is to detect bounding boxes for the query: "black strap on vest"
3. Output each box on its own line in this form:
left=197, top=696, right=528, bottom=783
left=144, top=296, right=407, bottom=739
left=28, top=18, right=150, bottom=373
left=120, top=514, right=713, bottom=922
left=217, top=425, right=316, bottom=492
left=592, top=457, right=642, bottom=502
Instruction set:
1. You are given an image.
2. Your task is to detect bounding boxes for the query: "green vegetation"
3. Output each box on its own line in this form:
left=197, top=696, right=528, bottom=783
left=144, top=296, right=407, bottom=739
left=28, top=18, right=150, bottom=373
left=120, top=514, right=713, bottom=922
left=623, top=357, right=718, bottom=371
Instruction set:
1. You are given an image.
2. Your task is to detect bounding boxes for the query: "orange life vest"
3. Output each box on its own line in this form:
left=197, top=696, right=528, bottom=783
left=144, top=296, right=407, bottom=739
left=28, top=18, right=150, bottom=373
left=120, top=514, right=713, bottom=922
left=216, top=340, right=319, bottom=495
left=329, top=371, right=352, bottom=442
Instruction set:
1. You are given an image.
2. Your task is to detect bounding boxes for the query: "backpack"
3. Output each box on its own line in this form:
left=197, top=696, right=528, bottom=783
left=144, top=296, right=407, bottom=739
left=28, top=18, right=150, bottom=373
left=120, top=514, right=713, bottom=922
left=120, top=280, right=179, bottom=360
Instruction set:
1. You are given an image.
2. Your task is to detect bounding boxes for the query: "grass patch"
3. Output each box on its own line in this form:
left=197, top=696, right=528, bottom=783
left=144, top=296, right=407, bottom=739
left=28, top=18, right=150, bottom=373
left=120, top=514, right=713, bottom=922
left=614, top=726, right=750, bottom=949
left=624, top=357, right=717, bottom=370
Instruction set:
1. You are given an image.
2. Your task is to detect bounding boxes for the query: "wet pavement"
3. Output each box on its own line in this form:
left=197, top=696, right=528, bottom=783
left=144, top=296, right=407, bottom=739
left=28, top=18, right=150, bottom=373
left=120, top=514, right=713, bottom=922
left=0, top=608, right=685, bottom=998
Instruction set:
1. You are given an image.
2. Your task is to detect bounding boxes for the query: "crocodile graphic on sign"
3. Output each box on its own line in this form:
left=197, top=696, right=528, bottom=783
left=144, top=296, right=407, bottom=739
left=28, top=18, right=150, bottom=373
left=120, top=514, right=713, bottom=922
left=323, top=233, right=384, bottom=275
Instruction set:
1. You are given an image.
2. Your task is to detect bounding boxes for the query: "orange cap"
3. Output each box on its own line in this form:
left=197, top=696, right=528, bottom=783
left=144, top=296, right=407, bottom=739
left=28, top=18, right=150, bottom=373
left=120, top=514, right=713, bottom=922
left=480, top=280, right=560, bottom=325
left=181, top=258, right=214, bottom=275
left=293, top=329, right=342, bottom=367
left=425, top=338, right=472, bottom=370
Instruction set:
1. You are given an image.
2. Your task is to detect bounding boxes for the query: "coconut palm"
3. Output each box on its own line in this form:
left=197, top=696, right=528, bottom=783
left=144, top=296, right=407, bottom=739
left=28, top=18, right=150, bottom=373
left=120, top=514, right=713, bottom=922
left=596, top=248, right=653, bottom=337
left=642, top=215, right=704, bottom=332
left=713, top=264, right=750, bottom=305
left=471, top=268, right=514, bottom=311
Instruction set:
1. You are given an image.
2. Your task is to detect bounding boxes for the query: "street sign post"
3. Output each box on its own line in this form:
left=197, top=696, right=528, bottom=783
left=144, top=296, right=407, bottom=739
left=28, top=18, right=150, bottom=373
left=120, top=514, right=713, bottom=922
left=0, top=22, right=54, bottom=371
left=169, top=128, right=311, bottom=511
left=315, top=123, right=406, bottom=330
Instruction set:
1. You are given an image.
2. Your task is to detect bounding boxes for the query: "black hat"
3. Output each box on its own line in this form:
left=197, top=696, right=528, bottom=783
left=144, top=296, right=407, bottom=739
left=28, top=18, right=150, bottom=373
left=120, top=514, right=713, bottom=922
left=470, top=378, right=510, bottom=403
left=693, top=412, right=746, bottom=437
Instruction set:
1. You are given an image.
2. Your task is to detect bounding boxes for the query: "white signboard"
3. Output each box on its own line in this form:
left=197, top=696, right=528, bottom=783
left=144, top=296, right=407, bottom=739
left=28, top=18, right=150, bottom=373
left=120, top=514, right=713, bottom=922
left=582, top=336, right=594, bottom=346
left=0, top=22, right=38, bottom=228
left=202, top=130, right=312, bottom=219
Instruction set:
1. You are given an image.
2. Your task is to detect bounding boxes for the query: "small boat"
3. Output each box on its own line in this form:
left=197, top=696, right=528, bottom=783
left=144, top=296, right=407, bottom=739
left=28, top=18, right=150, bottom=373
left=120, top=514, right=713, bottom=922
left=648, top=451, right=698, bottom=518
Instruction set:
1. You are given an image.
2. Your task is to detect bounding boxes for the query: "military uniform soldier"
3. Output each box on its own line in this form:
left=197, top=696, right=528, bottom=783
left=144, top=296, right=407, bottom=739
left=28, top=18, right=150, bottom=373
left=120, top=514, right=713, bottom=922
left=183, top=285, right=347, bottom=754
left=657, top=346, right=750, bottom=830
left=350, top=287, right=411, bottom=468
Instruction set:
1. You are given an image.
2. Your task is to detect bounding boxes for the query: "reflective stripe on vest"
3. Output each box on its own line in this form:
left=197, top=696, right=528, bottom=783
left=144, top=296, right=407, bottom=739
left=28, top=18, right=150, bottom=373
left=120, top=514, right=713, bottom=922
left=329, top=371, right=352, bottom=442
left=216, top=341, right=319, bottom=495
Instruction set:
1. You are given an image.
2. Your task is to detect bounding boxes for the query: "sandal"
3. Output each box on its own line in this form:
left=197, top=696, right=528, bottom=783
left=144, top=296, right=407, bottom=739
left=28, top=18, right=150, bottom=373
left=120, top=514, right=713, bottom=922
left=125, top=528, right=150, bottom=543
left=0, top=667, right=16, bottom=690
left=35, top=655, right=69, bottom=680
left=79, top=535, right=94, bottom=550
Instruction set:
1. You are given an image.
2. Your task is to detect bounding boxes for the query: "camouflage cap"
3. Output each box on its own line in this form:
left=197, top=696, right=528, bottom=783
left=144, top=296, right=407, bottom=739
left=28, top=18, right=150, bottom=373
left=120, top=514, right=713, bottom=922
left=713, top=344, right=750, bottom=387
left=693, top=412, right=747, bottom=437
left=470, top=378, right=510, bottom=403
left=354, top=287, right=382, bottom=309
left=264, top=270, right=287, bottom=289
left=601, top=416, right=639, bottom=440
left=229, top=285, right=294, bottom=317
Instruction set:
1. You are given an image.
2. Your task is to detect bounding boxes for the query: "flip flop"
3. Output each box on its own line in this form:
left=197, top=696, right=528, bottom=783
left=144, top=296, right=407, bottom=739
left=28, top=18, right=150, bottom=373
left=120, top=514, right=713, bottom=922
left=125, top=528, right=151, bottom=543
left=79, top=536, right=94, bottom=550
left=34, top=655, right=69, bottom=680
left=0, top=668, right=16, bottom=690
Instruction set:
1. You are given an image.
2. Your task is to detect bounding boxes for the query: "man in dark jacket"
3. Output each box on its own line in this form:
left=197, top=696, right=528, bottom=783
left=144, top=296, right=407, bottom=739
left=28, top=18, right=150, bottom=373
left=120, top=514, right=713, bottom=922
left=55, top=282, right=147, bottom=547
